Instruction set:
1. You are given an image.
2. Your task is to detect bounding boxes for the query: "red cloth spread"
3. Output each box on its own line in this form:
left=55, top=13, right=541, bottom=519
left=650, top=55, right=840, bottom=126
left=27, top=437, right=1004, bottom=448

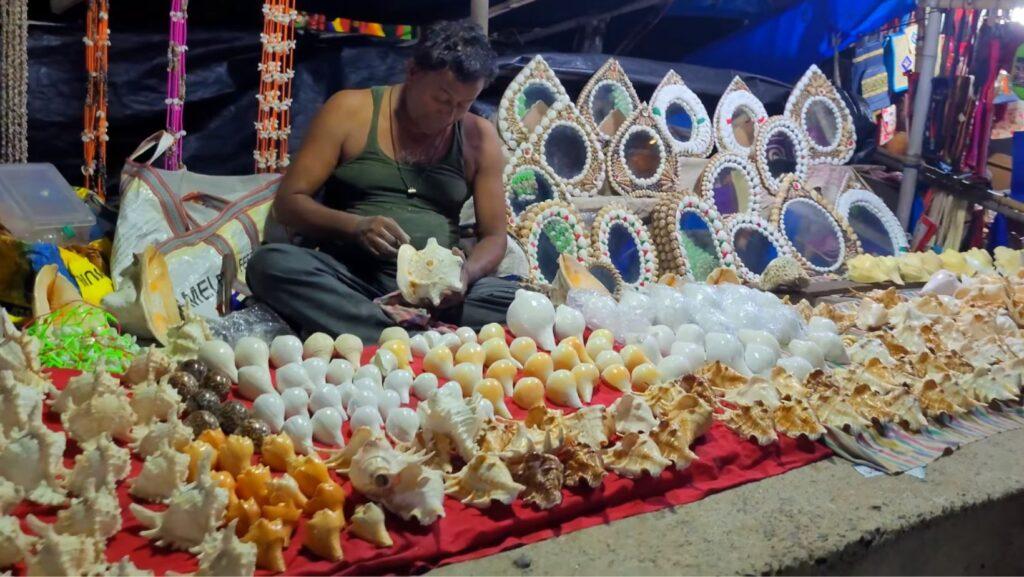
left=15, top=360, right=830, bottom=576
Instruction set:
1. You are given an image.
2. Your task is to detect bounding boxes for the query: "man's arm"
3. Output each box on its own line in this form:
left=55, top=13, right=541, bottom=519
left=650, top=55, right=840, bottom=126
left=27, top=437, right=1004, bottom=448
left=463, top=117, right=508, bottom=285
left=272, top=91, right=409, bottom=259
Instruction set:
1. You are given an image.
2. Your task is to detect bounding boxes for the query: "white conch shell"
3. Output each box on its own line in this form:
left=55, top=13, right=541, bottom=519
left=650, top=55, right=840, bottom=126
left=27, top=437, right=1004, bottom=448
left=102, top=556, right=155, bottom=576
left=384, top=369, right=414, bottom=404
left=921, top=269, right=961, bottom=296
left=129, top=453, right=228, bottom=550
left=444, top=453, right=525, bottom=508
left=130, top=442, right=189, bottom=502
left=234, top=336, right=270, bottom=369
left=409, top=334, right=431, bottom=357
left=237, top=365, right=275, bottom=400
left=326, top=359, right=355, bottom=385
left=55, top=480, right=122, bottom=541
left=808, top=332, right=849, bottom=365
left=124, top=346, right=173, bottom=386
left=23, top=515, right=105, bottom=576
left=0, top=310, right=51, bottom=393
left=704, top=332, right=749, bottom=374
left=67, top=434, right=130, bottom=495
left=253, top=393, right=286, bottom=433
left=61, top=388, right=136, bottom=444
left=855, top=300, right=888, bottom=331
left=602, top=432, right=671, bottom=479
left=554, top=305, right=585, bottom=341
left=609, top=394, right=658, bottom=435
left=50, top=365, right=120, bottom=415
left=311, top=407, right=347, bottom=447
left=131, top=413, right=193, bottom=458
left=164, top=306, right=213, bottom=360
left=191, top=519, right=257, bottom=577
left=397, top=238, right=465, bottom=307
left=270, top=335, right=304, bottom=368
left=347, top=437, right=445, bottom=525
left=0, top=478, right=23, bottom=514
left=130, top=378, right=182, bottom=425
left=0, top=514, right=34, bottom=568
left=776, top=357, right=815, bottom=382
left=334, top=334, right=364, bottom=366
left=0, top=370, right=43, bottom=435
left=303, top=332, right=335, bottom=361
left=507, top=289, right=557, bottom=351
left=787, top=339, right=825, bottom=369
left=722, top=377, right=780, bottom=409
left=384, top=407, right=419, bottom=444
left=348, top=437, right=425, bottom=499
left=417, top=385, right=482, bottom=462
left=282, top=414, right=315, bottom=455
left=0, top=419, right=67, bottom=505
left=198, top=339, right=238, bottom=382
left=411, top=372, right=438, bottom=400
left=743, top=344, right=778, bottom=375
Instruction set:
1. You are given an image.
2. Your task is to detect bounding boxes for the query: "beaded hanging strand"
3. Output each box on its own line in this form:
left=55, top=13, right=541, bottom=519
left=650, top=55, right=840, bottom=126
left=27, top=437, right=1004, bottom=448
left=83, top=0, right=110, bottom=200
left=254, top=0, right=297, bottom=173
left=0, top=0, right=29, bottom=163
left=164, top=0, right=188, bottom=169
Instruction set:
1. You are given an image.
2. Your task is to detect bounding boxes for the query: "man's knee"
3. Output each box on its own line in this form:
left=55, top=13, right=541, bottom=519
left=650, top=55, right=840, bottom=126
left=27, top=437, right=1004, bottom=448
left=247, top=244, right=307, bottom=293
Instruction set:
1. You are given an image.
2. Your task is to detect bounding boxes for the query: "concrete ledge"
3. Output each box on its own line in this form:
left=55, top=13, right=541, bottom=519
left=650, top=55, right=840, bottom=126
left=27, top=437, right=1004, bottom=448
left=430, top=428, right=1024, bottom=576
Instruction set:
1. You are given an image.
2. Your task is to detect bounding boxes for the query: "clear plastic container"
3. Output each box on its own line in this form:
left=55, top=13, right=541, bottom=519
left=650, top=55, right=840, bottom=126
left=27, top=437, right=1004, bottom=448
left=0, top=163, right=96, bottom=245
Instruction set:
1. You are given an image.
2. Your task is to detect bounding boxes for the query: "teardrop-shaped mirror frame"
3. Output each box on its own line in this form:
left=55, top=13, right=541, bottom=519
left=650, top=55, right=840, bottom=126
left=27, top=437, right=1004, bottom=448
left=753, top=116, right=810, bottom=195
left=498, top=55, right=572, bottom=149
left=503, top=142, right=567, bottom=225
left=576, top=58, right=642, bottom=143
left=606, top=103, right=679, bottom=197
left=769, top=176, right=860, bottom=274
left=520, top=100, right=606, bottom=198
left=515, top=199, right=592, bottom=286
left=586, top=260, right=625, bottom=299
left=784, top=64, right=856, bottom=165
left=835, top=188, right=909, bottom=255
left=590, top=204, right=659, bottom=288
left=651, top=193, right=735, bottom=280
left=713, top=76, right=768, bottom=156
left=697, top=152, right=765, bottom=216
left=725, top=213, right=793, bottom=284
left=651, top=70, right=713, bottom=158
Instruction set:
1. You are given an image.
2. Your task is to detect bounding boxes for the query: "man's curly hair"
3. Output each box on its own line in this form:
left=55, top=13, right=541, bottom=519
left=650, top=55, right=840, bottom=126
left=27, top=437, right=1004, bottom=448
left=413, top=20, right=498, bottom=85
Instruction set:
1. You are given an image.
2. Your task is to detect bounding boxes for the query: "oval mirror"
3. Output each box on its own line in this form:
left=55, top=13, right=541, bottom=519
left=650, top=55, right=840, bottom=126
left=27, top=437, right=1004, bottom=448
left=665, top=102, right=693, bottom=143
left=804, top=99, right=839, bottom=148
left=679, top=211, right=720, bottom=280
left=592, top=205, right=658, bottom=287
left=624, top=130, right=662, bottom=180
left=766, top=130, right=798, bottom=178
left=753, top=117, right=809, bottom=194
left=731, top=106, right=756, bottom=148
left=699, top=153, right=763, bottom=216
left=784, top=65, right=855, bottom=164
left=734, top=226, right=779, bottom=276
left=835, top=188, right=909, bottom=255
left=650, top=194, right=733, bottom=280
left=538, top=218, right=576, bottom=282
left=544, top=124, right=589, bottom=180
left=588, top=261, right=624, bottom=297
left=498, top=55, right=571, bottom=148
left=713, top=76, right=768, bottom=154
left=606, top=222, right=641, bottom=284
left=780, top=198, right=845, bottom=271
left=516, top=200, right=590, bottom=286
left=650, top=70, right=714, bottom=157
left=713, top=167, right=751, bottom=215
left=607, top=104, right=678, bottom=197
left=847, top=204, right=896, bottom=256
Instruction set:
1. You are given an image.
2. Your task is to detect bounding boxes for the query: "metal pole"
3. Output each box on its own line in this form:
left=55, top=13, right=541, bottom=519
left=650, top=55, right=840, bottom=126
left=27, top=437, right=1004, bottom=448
left=897, top=5, right=944, bottom=230
left=471, top=0, right=489, bottom=34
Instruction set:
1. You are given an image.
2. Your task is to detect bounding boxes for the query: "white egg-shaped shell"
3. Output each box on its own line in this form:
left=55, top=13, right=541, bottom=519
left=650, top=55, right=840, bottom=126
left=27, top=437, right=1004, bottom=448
left=350, top=405, right=383, bottom=431
left=455, top=326, right=478, bottom=345
left=440, top=332, right=463, bottom=352
left=378, top=389, right=401, bottom=420
left=411, top=373, right=439, bottom=400
left=737, top=329, right=782, bottom=355
left=379, top=326, right=410, bottom=345
left=353, top=365, right=383, bottom=387
left=649, top=325, right=676, bottom=357
left=385, top=408, right=420, bottom=444
left=303, top=332, right=335, bottom=361
left=336, top=382, right=357, bottom=407
left=309, top=384, right=344, bottom=414
left=302, top=357, right=329, bottom=387
left=554, top=305, right=585, bottom=342
left=282, top=414, right=315, bottom=454
left=383, top=369, right=414, bottom=404
left=311, top=407, right=346, bottom=447
left=347, top=388, right=379, bottom=415
left=270, top=335, right=304, bottom=368
left=807, top=316, right=838, bottom=335
left=326, top=359, right=355, bottom=385
left=656, top=355, right=695, bottom=381
left=776, top=356, right=815, bottom=382
left=281, top=387, right=310, bottom=419
left=675, top=324, right=705, bottom=345
left=275, top=363, right=313, bottom=394
left=237, top=365, right=274, bottom=400
left=744, top=344, right=778, bottom=375
left=234, top=337, right=269, bottom=369
left=788, top=339, right=825, bottom=369
left=333, top=334, right=364, bottom=366
left=252, top=393, right=285, bottom=433
left=198, top=340, right=237, bottom=382
left=409, top=334, right=431, bottom=357
left=507, top=289, right=557, bottom=351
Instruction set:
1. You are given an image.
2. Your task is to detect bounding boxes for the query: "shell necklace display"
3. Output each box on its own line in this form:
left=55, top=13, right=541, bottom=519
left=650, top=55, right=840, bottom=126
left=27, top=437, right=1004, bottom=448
left=387, top=86, right=451, bottom=197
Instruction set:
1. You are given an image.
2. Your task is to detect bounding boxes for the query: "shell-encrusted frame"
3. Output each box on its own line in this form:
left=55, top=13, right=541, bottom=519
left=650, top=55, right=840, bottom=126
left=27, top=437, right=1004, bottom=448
left=498, top=55, right=572, bottom=148
left=650, top=70, right=713, bottom=158
left=697, top=152, right=764, bottom=216
left=590, top=204, right=659, bottom=288
left=515, top=200, right=591, bottom=286
left=650, top=194, right=734, bottom=280
left=713, top=77, right=768, bottom=156
left=725, top=213, right=793, bottom=284
left=769, top=176, right=860, bottom=273
left=835, top=188, right=909, bottom=255
left=606, top=104, right=679, bottom=197
left=784, top=65, right=856, bottom=165
left=522, top=100, right=606, bottom=198
left=503, top=142, right=568, bottom=224
left=585, top=260, right=625, bottom=300
left=752, top=116, right=810, bottom=195
left=576, top=58, right=642, bottom=143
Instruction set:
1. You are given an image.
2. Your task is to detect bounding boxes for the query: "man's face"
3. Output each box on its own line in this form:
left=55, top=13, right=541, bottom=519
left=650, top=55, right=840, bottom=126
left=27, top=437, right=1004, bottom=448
left=404, top=67, right=485, bottom=134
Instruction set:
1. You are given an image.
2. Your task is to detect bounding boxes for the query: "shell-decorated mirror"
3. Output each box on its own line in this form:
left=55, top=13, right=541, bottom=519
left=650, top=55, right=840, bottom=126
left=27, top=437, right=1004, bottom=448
left=697, top=153, right=764, bottom=216
left=519, top=100, right=606, bottom=197
left=590, top=204, right=659, bottom=288
left=650, top=70, right=713, bottom=158
left=651, top=194, right=734, bottom=281
left=713, top=76, right=768, bottom=156
left=585, top=260, right=625, bottom=299
left=577, top=58, right=642, bottom=142
left=785, top=65, right=855, bottom=165
left=770, top=176, right=859, bottom=274
left=726, top=213, right=792, bottom=284
left=497, top=55, right=571, bottom=148
left=516, top=200, right=591, bottom=285
left=606, top=103, right=679, bottom=197
left=835, top=188, right=908, bottom=256
left=753, top=116, right=810, bottom=194
left=503, top=143, right=567, bottom=223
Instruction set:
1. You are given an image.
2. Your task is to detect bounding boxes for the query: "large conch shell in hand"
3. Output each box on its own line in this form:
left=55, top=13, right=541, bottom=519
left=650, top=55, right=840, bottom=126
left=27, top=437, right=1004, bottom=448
left=397, top=238, right=464, bottom=307
left=101, top=246, right=183, bottom=345
left=444, top=453, right=524, bottom=508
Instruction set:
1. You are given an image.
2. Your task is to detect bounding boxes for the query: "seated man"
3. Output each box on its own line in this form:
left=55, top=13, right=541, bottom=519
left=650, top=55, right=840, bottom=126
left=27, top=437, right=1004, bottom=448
left=247, top=20, right=517, bottom=341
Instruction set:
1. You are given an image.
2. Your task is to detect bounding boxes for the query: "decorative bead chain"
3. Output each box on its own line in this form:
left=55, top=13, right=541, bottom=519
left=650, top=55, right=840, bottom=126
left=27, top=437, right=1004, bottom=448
left=0, top=0, right=29, bottom=163
left=82, top=0, right=110, bottom=200
left=164, top=0, right=189, bottom=170
left=254, top=0, right=297, bottom=173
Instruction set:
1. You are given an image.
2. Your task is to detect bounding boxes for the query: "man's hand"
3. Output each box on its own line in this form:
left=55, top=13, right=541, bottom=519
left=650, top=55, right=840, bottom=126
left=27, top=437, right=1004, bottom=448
left=354, top=216, right=410, bottom=260
left=436, top=248, right=469, bottom=309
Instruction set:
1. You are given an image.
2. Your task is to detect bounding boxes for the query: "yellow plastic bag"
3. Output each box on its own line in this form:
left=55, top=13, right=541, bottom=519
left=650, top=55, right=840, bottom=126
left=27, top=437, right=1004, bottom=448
left=59, top=247, right=114, bottom=306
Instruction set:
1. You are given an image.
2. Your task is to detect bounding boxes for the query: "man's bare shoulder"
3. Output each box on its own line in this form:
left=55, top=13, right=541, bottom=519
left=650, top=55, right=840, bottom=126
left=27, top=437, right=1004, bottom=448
left=322, top=88, right=374, bottom=116
left=462, top=112, right=501, bottom=149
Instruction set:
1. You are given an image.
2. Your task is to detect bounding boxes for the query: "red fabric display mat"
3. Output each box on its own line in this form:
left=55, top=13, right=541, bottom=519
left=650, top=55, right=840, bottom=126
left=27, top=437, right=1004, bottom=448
left=16, top=366, right=831, bottom=576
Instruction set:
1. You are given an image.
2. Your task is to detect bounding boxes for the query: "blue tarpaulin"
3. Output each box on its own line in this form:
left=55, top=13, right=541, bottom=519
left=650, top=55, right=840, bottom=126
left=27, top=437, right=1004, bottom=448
left=683, top=0, right=917, bottom=82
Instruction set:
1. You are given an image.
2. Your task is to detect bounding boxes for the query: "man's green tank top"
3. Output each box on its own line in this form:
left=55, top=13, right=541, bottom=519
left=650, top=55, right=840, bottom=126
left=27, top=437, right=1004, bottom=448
left=325, top=86, right=469, bottom=258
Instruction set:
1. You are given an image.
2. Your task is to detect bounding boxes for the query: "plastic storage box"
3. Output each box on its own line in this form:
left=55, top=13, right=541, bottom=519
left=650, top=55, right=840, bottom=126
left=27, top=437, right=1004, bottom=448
left=0, top=163, right=96, bottom=245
